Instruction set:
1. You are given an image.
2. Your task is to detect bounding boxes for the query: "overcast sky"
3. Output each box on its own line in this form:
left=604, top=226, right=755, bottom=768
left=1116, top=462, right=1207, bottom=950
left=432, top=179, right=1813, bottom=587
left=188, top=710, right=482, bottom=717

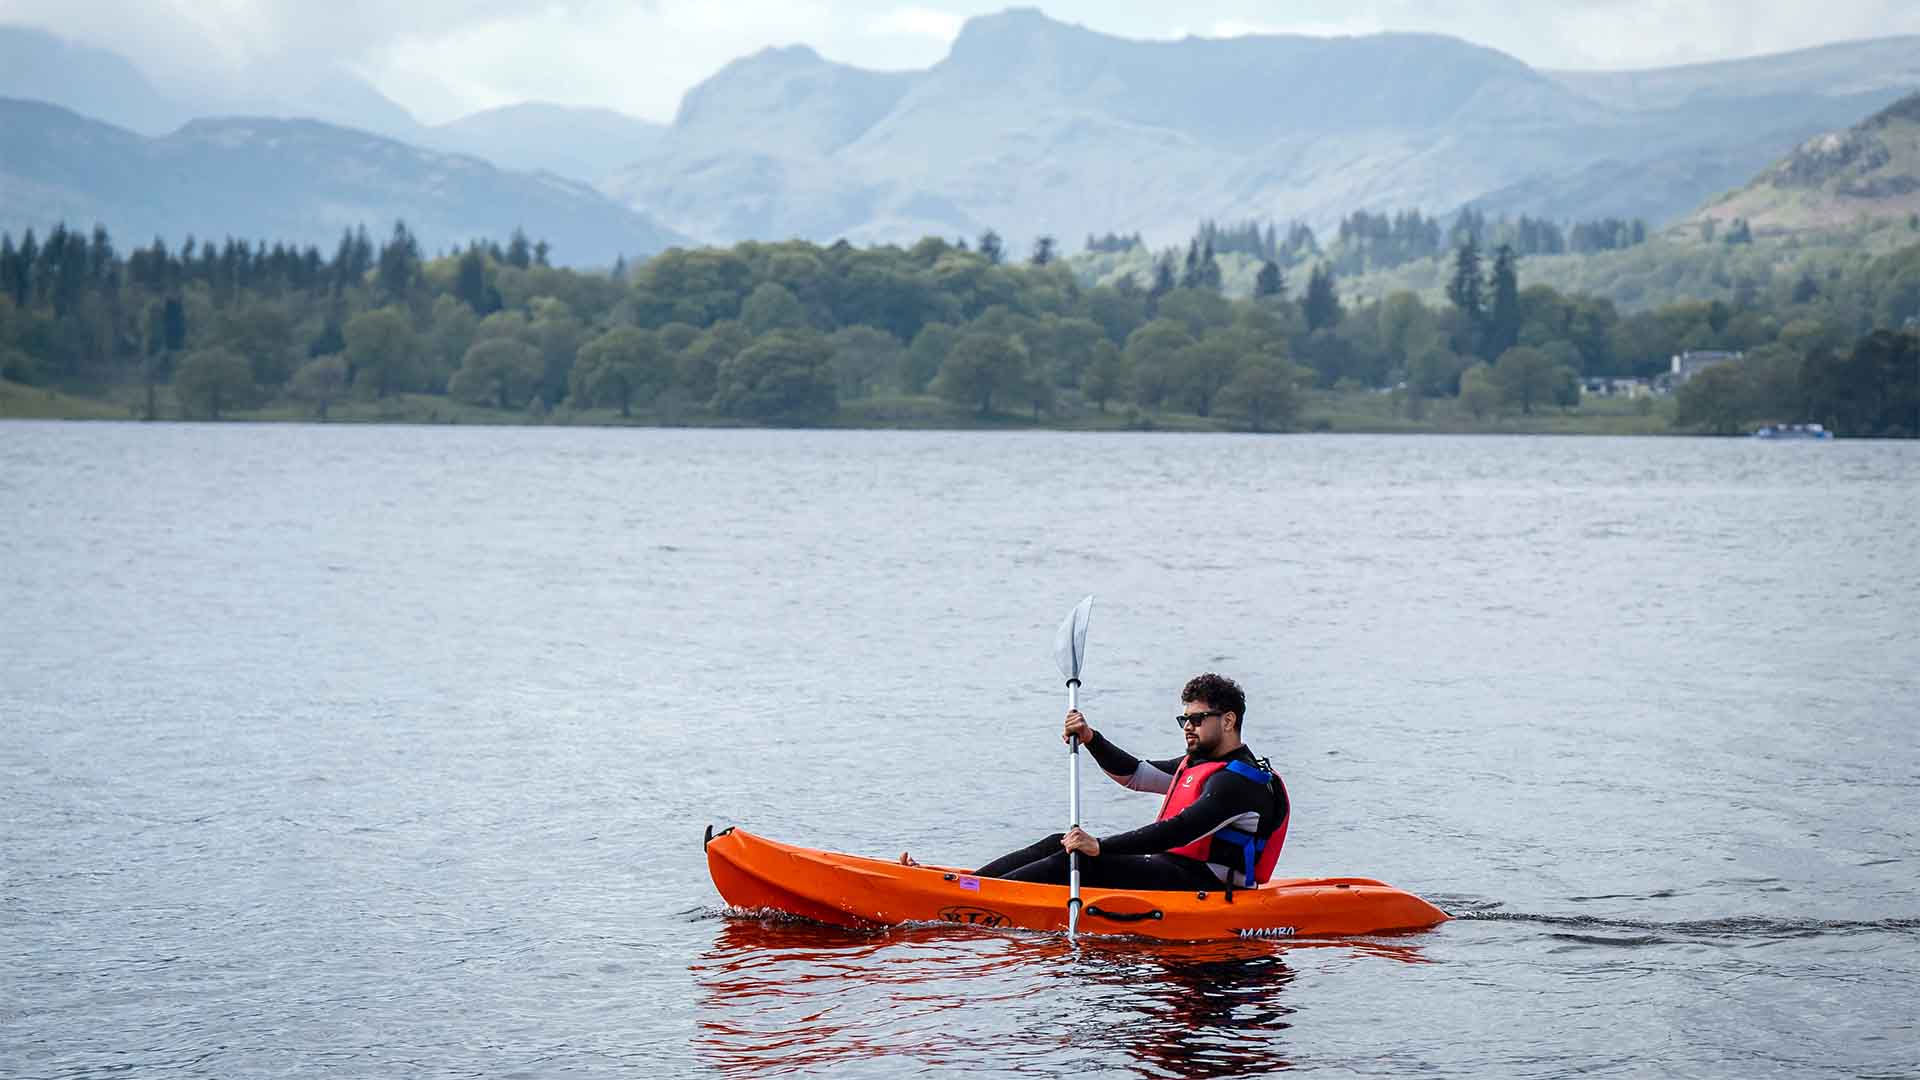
left=7, top=0, right=1920, bottom=124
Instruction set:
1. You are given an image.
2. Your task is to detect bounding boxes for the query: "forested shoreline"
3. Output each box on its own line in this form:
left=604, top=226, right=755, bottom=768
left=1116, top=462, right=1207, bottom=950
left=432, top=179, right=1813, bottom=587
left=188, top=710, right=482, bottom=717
left=1, top=220, right=1915, bottom=436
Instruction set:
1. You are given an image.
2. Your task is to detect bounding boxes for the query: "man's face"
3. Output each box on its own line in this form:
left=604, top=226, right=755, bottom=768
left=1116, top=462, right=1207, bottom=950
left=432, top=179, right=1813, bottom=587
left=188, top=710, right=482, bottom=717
left=1178, top=700, right=1233, bottom=757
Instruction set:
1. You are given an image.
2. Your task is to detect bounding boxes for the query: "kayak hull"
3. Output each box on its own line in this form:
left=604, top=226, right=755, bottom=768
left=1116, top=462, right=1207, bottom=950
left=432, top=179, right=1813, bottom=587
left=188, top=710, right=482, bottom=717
left=704, top=826, right=1449, bottom=941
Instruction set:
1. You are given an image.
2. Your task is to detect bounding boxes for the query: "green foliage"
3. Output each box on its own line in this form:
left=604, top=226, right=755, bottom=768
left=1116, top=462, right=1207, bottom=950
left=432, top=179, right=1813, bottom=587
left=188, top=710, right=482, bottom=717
left=827, top=325, right=905, bottom=400
left=291, top=355, right=350, bottom=419
left=1254, top=261, right=1284, bottom=300
left=1079, top=340, right=1128, bottom=412
left=173, top=347, right=254, bottom=419
left=449, top=338, right=542, bottom=409
left=933, top=330, right=1030, bottom=416
left=1159, top=288, right=1233, bottom=339
left=1673, top=362, right=1754, bottom=434
left=713, top=329, right=838, bottom=425
left=1484, top=246, right=1522, bottom=360
left=5, top=217, right=1918, bottom=437
left=678, top=321, right=748, bottom=404
left=343, top=307, right=419, bottom=399
left=569, top=327, right=666, bottom=417
left=1459, top=363, right=1499, bottom=419
left=1303, top=264, right=1342, bottom=331
left=1492, top=346, right=1563, bottom=415
left=632, top=249, right=753, bottom=327
left=1173, top=336, right=1240, bottom=417
left=1805, top=330, right=1920, bottom=436
left=740, top=282, right=811, bottom=336
left=1219, top=351, right=1304, bottom=432
left=1123, top=318, right=1195, bottom=411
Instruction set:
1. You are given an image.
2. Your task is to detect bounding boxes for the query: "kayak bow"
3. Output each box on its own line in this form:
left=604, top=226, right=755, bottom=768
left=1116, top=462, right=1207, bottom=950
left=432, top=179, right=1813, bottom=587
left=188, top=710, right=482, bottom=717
left=704, top=826, right=1449, bottom=941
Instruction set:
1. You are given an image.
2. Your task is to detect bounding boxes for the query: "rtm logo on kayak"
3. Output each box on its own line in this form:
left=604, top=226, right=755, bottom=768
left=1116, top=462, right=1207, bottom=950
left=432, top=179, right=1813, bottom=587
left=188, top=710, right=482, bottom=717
left=939, top=906, right=1012, bottom=928
left=1236, top=926, right=1297, bottom=939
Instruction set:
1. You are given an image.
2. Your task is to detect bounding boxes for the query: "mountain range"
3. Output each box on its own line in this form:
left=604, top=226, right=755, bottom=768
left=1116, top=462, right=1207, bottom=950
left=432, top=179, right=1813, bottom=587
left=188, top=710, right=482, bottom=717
left=7, top=10, right=1920, bottom=258
left=604, top=9, right=1920, bottom=248
left=0, top=98, right=680, bottom=265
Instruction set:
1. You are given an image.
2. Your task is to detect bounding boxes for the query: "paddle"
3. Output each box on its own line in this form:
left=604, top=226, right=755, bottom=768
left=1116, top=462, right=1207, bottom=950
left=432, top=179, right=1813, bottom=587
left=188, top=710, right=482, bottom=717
left=1053, top=594, right=1094, bottom=939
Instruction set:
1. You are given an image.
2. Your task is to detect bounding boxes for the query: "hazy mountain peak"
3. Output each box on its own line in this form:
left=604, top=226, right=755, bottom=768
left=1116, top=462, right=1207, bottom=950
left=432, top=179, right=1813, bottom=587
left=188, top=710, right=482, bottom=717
left=0, top=24, right=183, bottom=134
left=426, top=102, right=665, bottom=183
left=949, top=6, right=1099, bottom=49
left=670, top=41, right=915, bottom=154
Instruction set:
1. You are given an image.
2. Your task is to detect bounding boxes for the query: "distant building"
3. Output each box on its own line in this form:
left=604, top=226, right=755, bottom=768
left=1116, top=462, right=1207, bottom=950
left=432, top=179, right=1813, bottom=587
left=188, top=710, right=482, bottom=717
left=1670, top=350, right=1743, bottom=385
left=1580, top=376, right=1653, bottom=399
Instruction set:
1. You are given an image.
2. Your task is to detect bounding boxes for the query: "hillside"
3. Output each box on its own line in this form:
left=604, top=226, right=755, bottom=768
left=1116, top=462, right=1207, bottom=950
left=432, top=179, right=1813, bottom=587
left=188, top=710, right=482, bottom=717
left=0, top=25, right=183, bottom=135
left=1692, top=92, right=1920, bottom=231
left=423, top=104, right=666, bottom=184
left=605, top=9, right=1920, bottom=249
left=0, top=99, right=682, bottom=265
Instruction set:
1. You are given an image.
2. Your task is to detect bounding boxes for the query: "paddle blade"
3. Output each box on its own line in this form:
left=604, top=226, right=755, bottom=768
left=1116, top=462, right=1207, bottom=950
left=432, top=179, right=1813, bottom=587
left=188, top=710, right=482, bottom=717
left=1053, top=595, right=1094, bottom=681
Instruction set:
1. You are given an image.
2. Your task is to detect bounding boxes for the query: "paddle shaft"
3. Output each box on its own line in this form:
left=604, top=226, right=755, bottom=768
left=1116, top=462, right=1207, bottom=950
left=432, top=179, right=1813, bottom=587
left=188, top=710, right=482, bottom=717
left=1067, top=677, right=1082, bottom=938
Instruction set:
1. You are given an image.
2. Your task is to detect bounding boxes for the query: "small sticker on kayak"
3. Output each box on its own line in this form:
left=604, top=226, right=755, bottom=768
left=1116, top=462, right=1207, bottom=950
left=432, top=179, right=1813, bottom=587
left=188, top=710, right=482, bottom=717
left=958, top=876, right=980, bottom=891
left=939, top=906, right=1011, bottom=927
left=1237, top=926, right=1297, bottom=938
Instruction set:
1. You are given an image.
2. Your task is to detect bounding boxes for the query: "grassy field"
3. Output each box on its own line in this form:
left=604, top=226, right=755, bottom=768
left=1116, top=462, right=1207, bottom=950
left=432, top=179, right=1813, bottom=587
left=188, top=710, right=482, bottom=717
left=0, top=379, right=130, bottom=420
left=3, top=378, right=1684, bottom=435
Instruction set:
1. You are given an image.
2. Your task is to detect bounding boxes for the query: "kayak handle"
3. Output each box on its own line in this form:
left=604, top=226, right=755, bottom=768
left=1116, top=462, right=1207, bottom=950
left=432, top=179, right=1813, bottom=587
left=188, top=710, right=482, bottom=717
left=1085, top=906, right=1163, bottom=923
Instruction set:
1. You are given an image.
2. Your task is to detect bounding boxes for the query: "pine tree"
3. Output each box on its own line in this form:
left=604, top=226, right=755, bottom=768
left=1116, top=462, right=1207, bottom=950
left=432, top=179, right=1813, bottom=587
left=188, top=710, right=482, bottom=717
left=1447, top=240, right=1487, bottom=358
left=1148, top=253, right=1176, bottom=310
left=1447, top=239, right=1485, bottom=322
left=506, top=228, right=533, bottom=269
left=977, top=230, right=1003, bottom=265
left=1484, top=244, right=1521, bottom=360
left=1031, top=235, right=1055, bottom=266
left=1196, top=238, right=1222, bottom=292
left=1303, top=264, right=1342, bottom=331
left=376, top=221, right=421, bottom=301
left=1254, top=260, right=1285, bottom=300
left=455, top=249, right=490, bottom=313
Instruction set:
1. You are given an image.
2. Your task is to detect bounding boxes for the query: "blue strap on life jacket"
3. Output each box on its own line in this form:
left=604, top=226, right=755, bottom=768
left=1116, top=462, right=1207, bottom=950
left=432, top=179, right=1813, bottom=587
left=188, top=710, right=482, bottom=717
left=1215, top=759, right=1276, bottom=884
left=1223, top=759, right=1272, bottom=785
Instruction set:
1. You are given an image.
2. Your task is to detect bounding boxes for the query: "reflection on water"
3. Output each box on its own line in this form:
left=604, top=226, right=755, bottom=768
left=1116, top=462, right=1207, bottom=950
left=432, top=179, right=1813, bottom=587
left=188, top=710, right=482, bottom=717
left=693, top=917, right=1432, bottom=1078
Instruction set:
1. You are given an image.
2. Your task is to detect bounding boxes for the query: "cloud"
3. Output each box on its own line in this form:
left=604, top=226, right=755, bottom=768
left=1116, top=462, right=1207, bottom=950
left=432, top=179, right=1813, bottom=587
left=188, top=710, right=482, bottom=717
left=866, top=6, right=965, bottom=41
left=1204, top=17, right=1386, bottom=41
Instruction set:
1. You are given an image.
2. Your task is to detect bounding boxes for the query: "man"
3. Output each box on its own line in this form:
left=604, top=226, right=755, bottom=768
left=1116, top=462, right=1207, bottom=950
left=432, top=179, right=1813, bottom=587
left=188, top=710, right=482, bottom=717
left=933, top=673, right=1291, bottom=891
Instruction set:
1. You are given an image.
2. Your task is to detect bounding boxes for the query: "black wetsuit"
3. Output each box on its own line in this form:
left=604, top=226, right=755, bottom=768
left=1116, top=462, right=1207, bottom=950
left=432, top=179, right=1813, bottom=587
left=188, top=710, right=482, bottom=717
left=975, top=732, right=1288, bottom=890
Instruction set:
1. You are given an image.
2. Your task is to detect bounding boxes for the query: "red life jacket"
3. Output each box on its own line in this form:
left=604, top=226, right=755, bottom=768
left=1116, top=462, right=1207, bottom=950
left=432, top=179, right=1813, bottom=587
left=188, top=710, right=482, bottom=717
left=1155, top=756, right=1289, bottom=885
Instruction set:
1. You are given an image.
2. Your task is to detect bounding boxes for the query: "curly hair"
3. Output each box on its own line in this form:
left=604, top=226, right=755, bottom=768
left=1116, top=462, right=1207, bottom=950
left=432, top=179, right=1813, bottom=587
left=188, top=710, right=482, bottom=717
left=1182, top=673, right=1247, bottom=730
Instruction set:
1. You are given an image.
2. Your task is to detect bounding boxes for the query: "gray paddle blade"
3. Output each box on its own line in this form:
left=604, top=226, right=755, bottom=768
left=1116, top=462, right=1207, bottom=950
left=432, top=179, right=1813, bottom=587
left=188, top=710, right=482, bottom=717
left=1053, top=595, right=1094, bottom=681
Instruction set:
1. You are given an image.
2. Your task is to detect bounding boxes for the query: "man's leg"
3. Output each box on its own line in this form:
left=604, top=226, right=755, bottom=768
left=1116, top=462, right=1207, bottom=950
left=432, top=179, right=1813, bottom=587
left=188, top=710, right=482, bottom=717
left=974, top=834, right=1066, bottom=878
left=991, top=850, right=1217, bottom=891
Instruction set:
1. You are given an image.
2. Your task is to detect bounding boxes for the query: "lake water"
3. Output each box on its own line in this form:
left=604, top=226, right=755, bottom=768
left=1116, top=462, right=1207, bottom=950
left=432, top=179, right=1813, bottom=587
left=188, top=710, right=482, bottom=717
left=2, top=422, right=1916, bottom=1079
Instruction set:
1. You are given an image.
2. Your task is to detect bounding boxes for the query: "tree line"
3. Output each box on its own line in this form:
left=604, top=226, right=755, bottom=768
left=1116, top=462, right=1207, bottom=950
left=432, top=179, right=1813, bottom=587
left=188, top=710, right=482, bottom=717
left=0, top=218, right=1914, bottom=435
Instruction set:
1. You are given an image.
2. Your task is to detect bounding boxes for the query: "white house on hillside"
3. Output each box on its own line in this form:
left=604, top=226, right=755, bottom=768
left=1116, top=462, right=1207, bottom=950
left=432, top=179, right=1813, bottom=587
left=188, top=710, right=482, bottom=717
left=1670, top=350, right=1743, bottom=385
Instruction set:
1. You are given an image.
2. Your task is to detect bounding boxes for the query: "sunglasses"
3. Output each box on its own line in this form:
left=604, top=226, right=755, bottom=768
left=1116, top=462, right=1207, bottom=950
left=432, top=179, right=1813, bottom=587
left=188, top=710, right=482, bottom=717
left=1174, top=710, right=1222, bottom=730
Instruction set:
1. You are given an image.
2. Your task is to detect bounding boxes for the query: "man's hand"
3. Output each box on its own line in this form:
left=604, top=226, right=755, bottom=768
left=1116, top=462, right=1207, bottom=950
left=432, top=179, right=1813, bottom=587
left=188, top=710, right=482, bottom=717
left=1061, top=826, right=1100, bottom=858
left=1063, top=710, right=1094, bottom=747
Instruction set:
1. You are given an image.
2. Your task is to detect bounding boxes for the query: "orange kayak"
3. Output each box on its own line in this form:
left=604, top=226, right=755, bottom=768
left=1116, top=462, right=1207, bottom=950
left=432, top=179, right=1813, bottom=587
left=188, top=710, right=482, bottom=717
left=705, top=826, right=1450, bottom=941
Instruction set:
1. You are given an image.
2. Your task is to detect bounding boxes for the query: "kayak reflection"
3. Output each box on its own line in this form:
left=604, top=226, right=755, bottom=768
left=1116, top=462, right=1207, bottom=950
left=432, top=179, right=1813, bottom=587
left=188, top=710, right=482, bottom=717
left=1066, top=937, right=1300, bottom=1077
left=693, top=916, right=1432, bottom=1078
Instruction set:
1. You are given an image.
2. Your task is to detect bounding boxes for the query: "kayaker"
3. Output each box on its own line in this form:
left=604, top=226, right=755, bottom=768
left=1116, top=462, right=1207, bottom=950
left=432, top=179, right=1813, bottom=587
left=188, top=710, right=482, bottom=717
left=909, top=673, right=1290, bottom=891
